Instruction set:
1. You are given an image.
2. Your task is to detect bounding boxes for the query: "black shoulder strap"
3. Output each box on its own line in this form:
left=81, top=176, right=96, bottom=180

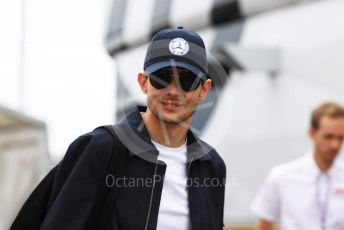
left=86, top=124, right=128, bottom=230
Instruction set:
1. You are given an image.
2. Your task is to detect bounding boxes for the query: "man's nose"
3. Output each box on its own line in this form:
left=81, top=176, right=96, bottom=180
left=166, top=76, right=183, bottom=94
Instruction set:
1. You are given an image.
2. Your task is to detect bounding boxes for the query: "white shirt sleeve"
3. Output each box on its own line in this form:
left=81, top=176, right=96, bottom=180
left=250, top=168, right=281, bottom=222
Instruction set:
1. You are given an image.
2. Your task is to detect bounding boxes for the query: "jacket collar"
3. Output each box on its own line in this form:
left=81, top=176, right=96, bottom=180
left=118, top=106, right=212, bottom=162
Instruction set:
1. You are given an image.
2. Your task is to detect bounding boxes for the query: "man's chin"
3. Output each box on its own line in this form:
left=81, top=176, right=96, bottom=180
left=320, top=151, right=339, bottom=163
left=326, top=151, right=339, bottom=160
left=157, top=112, right=193, bottom=125
left=149, top=106, right=195, bottom=125
left=158, top=116, right=186, bottom=125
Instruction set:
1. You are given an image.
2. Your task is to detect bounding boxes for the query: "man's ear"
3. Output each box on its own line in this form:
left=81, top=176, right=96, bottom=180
left=308, top=126, right=316, bottom=140
left=198, top=79, right=212, bottom=101
left=138, top=73, right=148, bottom=94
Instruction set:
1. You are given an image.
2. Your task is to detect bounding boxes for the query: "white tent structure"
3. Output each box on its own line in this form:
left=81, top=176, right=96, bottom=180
left=0, top=105, right=49, bottom=230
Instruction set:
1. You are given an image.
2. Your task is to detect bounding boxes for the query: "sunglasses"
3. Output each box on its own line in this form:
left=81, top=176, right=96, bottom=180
left=148, top=68, right=203, bottom=92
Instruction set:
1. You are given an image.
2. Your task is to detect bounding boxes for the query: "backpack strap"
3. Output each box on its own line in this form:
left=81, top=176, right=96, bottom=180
left=86, top=124, right=128, bottom=229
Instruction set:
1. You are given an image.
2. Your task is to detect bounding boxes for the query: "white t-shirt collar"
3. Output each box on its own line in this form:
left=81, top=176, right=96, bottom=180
left=151, top=139, right=187, bottom=152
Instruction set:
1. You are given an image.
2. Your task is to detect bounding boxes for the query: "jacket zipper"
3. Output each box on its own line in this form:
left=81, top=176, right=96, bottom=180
left=144, top=158, right=159, bottom=230
left=187, top=157, right=194, bottom=230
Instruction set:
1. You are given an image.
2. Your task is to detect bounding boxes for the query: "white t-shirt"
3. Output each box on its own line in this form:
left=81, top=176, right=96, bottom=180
left=251, top=151, right=344, bottom=230
left=151, top=139, right=191, bottom=230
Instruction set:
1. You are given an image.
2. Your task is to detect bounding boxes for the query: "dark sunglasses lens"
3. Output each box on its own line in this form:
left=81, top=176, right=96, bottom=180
left=149, top=69, right=201, bottom=91
left=149, top=70, right=172, bottom=89
left=179, top=71, right=201, bottom=91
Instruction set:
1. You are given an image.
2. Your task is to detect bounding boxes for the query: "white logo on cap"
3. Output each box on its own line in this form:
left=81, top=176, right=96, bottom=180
left=169, top=38, right=189, bottom=56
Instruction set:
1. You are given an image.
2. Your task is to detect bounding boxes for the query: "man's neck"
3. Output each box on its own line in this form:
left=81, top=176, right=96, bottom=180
left=313, top=152, right=333, bottom=173
left=141, top=111, right=189, bottom=148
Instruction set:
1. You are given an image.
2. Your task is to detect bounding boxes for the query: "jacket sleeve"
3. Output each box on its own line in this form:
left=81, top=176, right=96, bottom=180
left=209, top=148, right=227, bottom=230
left=40, top=130, right=113, bottom=230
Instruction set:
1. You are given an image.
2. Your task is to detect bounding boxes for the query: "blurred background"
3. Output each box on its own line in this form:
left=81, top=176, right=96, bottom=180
left=1, top=0, right=344, bottom=229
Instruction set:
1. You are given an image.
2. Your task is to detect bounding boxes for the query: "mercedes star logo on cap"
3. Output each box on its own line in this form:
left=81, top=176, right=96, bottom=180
left=169, top=37, right=189, bottom=56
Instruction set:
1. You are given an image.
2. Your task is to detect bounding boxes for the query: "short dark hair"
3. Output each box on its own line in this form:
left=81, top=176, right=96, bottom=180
left=311, top=102, right=344, bottom=129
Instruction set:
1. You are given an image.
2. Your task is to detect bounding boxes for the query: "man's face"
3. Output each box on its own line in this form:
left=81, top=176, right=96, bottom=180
left=309, top=116, right=344, bottom=162
left=138, top=68, right=212, bottom=124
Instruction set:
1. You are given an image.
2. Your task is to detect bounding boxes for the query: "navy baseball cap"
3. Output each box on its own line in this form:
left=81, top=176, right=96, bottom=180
left=144, top=27, right=208, bottom=80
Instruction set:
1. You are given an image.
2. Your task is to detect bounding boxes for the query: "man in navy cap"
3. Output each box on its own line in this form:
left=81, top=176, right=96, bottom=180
left=30, top=27, right=226, bottom=230
left=135, top=26, right=226, bottom=230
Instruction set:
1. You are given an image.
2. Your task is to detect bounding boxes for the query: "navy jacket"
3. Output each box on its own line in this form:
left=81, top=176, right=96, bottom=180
left=40, top=107, right=226, bottom=230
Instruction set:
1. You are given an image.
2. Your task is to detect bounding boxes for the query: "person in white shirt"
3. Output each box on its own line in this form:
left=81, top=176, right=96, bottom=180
left=251, top=102, right=344, bottom=230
